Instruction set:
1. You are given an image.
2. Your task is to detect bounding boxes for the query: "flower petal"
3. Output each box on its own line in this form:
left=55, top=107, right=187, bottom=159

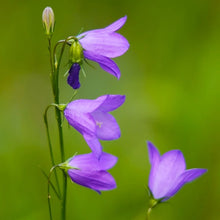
left=163, top=168, right=207, bottom=200
left=68, top=169, right=116, bottom=193
left=84, top=50, right=120, bottom=79
left=97, top=95, right=126, bottom=112
left=147, top=142, right=160, bottom=194
left=91, top=111, right=121, bottom=140
left=83, top=135, right=102, bottom=158
left=65, top=96, right=106, bottom=113
left=150, top=150, right=186, bottom=199
left=147, top=141, right=160, bottom=165
left=103, top=16, right=127, bottom=32
left=98, top=152, right=118, bottom=170
left=69, top=152, right=117, bottom=171
left=80, top=33, right=129, bottom=58
left=67, top=63, right=81, bottom=89
left=64, top=110, right=96, bottom=137
left=78, top=16, right=127, bottom=37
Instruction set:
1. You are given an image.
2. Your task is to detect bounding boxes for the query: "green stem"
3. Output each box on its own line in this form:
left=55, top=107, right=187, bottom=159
left=51, top=35, right=76, bottom=220
left=146, top=207, right=152, bottom=220
left=53, top=37, right=70, bottom=220
left=61, top=172, right=67, bottom=220
left=40, top=167, right=61, bottom=199
left=44, top=105, right=61, bottom=197
left=48, top=165, right=59, bottom=220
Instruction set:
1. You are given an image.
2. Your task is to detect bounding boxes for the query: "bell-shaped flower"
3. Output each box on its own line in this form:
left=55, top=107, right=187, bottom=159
left=67, top=16, right=129, bottom=89
left=64, top=95, right=126, bottom=158
left=59, top=152, right=117, bottom=193
left=147, top=141, right=207, bottom=202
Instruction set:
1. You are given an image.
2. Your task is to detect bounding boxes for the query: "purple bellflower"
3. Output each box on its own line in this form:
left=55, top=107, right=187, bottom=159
left=64, top=95, right=125, bottom=158
left=67, top=16, right=129, bottom=89
left=147, top=141, right=207, bottom=202
left=59, top=152, right=117, bottom=193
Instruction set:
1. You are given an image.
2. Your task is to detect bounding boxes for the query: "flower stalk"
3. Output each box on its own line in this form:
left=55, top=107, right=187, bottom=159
left=45, top=20, right=68, bottom=219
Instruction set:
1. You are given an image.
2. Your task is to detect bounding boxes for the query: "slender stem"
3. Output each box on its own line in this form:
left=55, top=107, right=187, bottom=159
left=48, top=165, right=59, bottom=220
left=61, top=172, right=67, bottom=220
left=48, top=39, right=54, bottom=74
left=53, top=37, right=70, bottom=220
left=40, top=166, right=61, bottom=199
left=146, top=207, right=152, bottom=220
left=50, top=35, right=76, bottom=220
left=44, top=105, right=61, bottom=197
left=47, top=37, right=68, bottom=219
left=48, top=193, right=53, bottom=220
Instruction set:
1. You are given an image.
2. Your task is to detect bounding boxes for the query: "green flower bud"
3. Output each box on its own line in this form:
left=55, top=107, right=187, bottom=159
left=42, top=7, right=55, bottom=37
left=69, top=40, right=84, bottom=64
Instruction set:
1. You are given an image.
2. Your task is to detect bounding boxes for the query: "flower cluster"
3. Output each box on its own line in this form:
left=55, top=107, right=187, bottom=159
left=58, top=17, right=129, bottom=192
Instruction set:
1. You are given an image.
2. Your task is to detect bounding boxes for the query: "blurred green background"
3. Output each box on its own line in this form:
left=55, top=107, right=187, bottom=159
left=0, top=0, right=219, bottom=219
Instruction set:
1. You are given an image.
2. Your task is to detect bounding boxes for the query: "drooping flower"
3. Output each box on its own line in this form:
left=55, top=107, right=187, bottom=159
left=147, top=141, right=207, bottom=202
left=64, top=95, right=125, bottom=158
left=67, top=16, right=129, bottom=89
left=59, top=152, right=117, bottom=193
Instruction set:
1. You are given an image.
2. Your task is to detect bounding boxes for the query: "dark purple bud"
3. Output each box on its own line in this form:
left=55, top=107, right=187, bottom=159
left=67, top=63, right=81, bottom=89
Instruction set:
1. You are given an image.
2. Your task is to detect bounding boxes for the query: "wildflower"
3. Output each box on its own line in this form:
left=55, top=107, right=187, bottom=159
left=67, top=16, right=129, bottom=89
left=59, top=152, right=117, bottom=193
left=42, top=7, right=55, bottom=37
left=147, top=141, right=207, bottom=202
left=64, top=95, right=125, bottom=158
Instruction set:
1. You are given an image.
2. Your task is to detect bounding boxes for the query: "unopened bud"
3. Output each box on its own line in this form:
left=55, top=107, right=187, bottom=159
left=69, top=40, right=84, bottom=64
left=42, top=7, right=55, bottom=37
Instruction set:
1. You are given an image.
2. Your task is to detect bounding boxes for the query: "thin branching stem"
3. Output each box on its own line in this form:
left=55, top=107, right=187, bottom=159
left=44, top=105, right=61, bottom=197
left=48, top=165, right=59, bottom=220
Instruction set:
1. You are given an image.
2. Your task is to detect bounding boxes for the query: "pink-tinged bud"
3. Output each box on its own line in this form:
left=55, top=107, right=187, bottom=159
left=42, top=7, right=55, bottom=37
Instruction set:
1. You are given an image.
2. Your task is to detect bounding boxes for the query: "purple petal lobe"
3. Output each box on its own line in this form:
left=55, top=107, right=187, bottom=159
left=78, top=16, right=127, bottom=37
left=98, top=152, right=118, bottom=170
left=103, top=16, right=127, bottom=32
left=68, top=169, right=116, bottom=192
left=67, top=63, right=81, bottom=89
left=164, top=168, right=207, bottom=200
left=97, top=95, right=126, bottom=112
left=91, top=111, right=121, bottom=140
left=80, top=33, right=129, bottom=58
left=147, top=142, right=160, bottom=192
left=83, top=135, right=103, bottom=158
left=84, top=50, right=120, bottom=78
left=147, top=141, right=160, bottom=165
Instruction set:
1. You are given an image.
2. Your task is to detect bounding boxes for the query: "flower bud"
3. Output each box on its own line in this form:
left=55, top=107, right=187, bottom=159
left=42, top=7, right=55, bottom=37
left=69, top=40, right=84, bottom=64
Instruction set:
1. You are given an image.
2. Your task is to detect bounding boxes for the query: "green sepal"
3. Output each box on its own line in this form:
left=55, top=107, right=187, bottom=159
left=58, top=153, right=79, bottom=172
left=147, top=186, right=165, bottom=209
left=69, top=40, right=84, bottom=64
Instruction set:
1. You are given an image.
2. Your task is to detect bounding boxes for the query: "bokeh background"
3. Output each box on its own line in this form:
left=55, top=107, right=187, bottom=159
left=0, top=0, right=219, bottom=219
